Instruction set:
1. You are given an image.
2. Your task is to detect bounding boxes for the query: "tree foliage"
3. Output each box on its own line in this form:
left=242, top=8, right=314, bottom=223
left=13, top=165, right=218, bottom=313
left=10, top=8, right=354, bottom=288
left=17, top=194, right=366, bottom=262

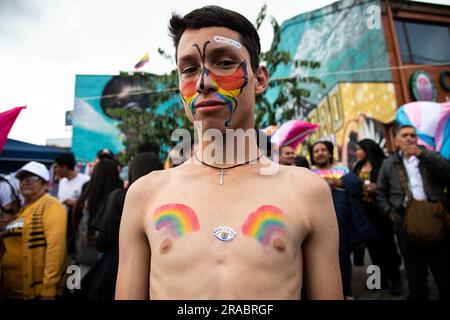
left=255, top=4, right=324, bottom=128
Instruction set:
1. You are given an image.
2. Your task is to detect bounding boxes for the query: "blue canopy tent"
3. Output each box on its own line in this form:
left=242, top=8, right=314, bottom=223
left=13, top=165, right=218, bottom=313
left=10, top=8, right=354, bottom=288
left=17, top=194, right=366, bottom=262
left=0, top=139, right=70, bottom=174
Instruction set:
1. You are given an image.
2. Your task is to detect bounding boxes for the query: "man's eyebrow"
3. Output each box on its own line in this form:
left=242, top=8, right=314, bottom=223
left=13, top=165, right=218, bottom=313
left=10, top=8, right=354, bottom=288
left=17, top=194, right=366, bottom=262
left=207, top=46, right=240, bottom=56
left=178, top=54, right=200, bottom=64
left=178, top=45, right=241, bottom=64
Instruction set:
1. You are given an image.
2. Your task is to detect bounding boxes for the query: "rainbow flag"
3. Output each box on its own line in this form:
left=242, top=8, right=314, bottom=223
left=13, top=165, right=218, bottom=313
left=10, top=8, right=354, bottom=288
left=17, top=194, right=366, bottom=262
left=396, top=101, right=450, bottom=160
left=0, top=106, right=26, bottom=153
left=134, top=52, right=149, bottom=69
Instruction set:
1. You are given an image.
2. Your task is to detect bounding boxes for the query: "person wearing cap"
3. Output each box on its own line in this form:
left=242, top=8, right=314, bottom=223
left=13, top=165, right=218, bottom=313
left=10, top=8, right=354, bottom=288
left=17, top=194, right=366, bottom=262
left=0, top=161, right=68, bottom=299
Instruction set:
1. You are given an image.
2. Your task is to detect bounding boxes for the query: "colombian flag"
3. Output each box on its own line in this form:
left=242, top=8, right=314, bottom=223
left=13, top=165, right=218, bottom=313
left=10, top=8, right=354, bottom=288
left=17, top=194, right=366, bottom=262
left=134, top=52, right=149, bottom=69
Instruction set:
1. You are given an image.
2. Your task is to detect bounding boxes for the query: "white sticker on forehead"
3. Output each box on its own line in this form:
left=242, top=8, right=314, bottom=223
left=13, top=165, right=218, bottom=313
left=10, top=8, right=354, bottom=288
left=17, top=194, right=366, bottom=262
left=213, top=36, right=242, bottom=49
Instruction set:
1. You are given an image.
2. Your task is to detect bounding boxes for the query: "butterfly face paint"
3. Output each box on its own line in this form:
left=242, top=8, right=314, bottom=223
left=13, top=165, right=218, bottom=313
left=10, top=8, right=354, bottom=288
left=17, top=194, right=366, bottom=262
left=179, top=40, right=248, bottom=127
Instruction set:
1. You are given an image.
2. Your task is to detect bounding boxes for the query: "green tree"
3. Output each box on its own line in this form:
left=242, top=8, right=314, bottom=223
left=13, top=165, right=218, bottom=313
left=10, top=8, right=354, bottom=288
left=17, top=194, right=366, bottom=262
left=255, top=4, right=325, bottom=128
left=107, top=70, right=190, bottom=164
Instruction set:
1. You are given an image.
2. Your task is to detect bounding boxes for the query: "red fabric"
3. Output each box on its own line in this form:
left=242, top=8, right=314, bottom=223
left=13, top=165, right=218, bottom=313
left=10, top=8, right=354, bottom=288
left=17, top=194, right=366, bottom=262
left=0, top=106, right=26, bottom=153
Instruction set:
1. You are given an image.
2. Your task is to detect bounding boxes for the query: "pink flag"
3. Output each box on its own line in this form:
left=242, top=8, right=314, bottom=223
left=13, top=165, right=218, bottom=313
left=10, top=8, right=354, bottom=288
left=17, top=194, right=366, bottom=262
left=271, top=120, right=319, bottom=150
left=0, top=106, right=26, bottom=153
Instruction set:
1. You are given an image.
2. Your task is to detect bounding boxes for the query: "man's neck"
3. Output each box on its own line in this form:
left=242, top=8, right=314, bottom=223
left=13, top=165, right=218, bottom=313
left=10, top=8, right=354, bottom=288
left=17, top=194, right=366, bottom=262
left=196, top=130, right=262, bottom=167
left=24, top=191, right=46, bottom=205
left=316, top=163, right=332, bottom=170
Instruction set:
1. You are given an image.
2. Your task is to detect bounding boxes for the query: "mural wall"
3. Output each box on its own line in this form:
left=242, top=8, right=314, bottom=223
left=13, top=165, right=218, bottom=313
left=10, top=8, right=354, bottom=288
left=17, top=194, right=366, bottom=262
left=267, top=0, right=398, bottom=166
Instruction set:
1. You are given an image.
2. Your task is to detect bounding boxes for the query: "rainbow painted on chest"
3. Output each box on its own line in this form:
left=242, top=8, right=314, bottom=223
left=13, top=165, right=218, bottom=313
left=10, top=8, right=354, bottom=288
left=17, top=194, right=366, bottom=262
left=241, top=205, right=288, bottom=246
left=153, top=203, right=200, bottom=238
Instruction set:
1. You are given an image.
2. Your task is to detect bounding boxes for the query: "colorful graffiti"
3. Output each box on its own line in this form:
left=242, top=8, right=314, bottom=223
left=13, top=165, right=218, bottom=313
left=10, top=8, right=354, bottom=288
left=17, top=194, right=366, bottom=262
left=266, top=0, right=397, bottom=166
left=73, top=75, right=125, bottom=162
left=72, top=74, right=177, bottom=162
left=301, top=82, right=397, bottom=166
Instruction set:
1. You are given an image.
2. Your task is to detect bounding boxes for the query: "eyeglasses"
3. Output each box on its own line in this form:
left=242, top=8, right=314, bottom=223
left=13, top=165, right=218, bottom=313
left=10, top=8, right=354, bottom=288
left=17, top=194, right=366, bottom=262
left=19, top=175, right=42, bottom=183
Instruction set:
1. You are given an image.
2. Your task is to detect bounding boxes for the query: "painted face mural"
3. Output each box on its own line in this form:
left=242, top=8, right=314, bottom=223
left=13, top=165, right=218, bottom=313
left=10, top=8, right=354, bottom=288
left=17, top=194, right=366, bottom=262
left=179, top=39, right=248, bottom=127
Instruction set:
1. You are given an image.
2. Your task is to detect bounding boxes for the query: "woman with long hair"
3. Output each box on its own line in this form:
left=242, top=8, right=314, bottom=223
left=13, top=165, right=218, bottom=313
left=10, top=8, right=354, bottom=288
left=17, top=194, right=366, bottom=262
left=353, top=139, right=402, bottom=296
left=73, top=159, right=122, bottom=276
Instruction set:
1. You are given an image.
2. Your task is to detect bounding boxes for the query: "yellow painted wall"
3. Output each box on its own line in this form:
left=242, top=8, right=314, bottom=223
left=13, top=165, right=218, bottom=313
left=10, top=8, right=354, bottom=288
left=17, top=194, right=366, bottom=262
left=298, top=82, right=397, bottom=165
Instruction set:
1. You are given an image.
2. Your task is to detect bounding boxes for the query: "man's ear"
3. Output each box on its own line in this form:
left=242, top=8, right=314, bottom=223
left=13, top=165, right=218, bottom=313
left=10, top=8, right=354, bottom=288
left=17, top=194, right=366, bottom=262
left=254, top=65, right=269, bottom=95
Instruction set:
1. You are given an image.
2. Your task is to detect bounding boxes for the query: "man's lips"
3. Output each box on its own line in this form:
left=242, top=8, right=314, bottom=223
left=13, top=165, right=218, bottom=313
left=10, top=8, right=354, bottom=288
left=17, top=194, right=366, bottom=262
left=195, top=100, right=226, bottom=112
left=195, top=100, right=226, bottom=109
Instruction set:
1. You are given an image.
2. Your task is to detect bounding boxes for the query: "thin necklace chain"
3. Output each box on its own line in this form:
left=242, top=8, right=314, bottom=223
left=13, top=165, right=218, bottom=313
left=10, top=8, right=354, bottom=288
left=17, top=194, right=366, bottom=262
left=194, top=152, right=264, bottom=170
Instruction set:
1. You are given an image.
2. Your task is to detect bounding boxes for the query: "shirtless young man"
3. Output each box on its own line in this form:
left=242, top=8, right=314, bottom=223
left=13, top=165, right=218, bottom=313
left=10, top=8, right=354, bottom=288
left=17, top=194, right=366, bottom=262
left=115, top=6, right=343, bottom=300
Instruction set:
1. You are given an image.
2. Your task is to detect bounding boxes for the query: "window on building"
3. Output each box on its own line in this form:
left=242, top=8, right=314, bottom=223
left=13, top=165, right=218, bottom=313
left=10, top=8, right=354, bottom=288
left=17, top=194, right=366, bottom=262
left=395, top=19, right=450, bottom=64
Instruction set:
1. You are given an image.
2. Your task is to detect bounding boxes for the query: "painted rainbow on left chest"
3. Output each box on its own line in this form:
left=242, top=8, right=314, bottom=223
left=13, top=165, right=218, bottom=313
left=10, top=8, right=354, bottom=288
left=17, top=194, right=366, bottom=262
left=153, top=203, right=200, bottom=238
left=242, top=205, right=287, bottom=246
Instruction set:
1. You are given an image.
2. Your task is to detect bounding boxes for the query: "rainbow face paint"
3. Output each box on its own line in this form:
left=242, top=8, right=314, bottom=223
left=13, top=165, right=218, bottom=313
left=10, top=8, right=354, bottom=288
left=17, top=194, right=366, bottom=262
left=242, top=205, right=288, bottom=246
left=179, top=41, right=248, bottom=127
left=153, top=203, right=200, bottom=238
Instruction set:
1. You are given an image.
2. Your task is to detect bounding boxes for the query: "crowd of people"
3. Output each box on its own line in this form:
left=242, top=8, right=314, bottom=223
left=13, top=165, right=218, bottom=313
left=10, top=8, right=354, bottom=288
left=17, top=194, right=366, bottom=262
left=0, top=144, right=163, bottom=300
left=1, top=124, right=449, bottom=300
left=279, top=125, right=450, bottom=300
left=1, top=5, right=449, bottom=301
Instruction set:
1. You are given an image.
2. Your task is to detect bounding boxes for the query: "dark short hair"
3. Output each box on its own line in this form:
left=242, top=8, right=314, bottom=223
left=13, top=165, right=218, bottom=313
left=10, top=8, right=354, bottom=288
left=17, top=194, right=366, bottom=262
left=169, top=5, right=261, bottom=72
left=128, top=152, right=163, bottom=185
left=309, top=141, right=334, bottom=166
left=54, top=152, right=76, bottom=170
left=96, top=148, right=114, bottom=160
left=137, top=141, right=160, bottom=155
left=393, top=124, right=416, bottom=137
left=295, top=155, right=310, bottom=169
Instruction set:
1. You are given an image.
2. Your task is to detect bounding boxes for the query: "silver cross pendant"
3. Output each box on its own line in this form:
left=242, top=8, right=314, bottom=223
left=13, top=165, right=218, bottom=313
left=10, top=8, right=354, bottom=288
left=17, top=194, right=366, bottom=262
left=218, top=169, right=227, bottom=185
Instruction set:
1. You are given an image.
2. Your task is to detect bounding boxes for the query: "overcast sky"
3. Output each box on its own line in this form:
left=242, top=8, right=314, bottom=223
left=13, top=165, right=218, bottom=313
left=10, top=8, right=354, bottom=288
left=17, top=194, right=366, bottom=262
left=1, top=0, right=448, bottom=145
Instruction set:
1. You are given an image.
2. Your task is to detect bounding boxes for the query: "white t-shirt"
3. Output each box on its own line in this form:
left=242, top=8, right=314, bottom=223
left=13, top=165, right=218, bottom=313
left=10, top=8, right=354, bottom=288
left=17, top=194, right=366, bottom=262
left=57, top=173, right=90, bottom=203
left=0, top=181, right=14, bottom=207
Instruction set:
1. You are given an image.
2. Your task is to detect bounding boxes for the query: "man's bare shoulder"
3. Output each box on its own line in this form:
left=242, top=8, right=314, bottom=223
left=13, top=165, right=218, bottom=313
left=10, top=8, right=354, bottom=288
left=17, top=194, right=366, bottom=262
left=279, top=165, right=329, bottom=197
left=126, top=162, right=194, bottom=200
left=127, top=169, right=172, bottom=199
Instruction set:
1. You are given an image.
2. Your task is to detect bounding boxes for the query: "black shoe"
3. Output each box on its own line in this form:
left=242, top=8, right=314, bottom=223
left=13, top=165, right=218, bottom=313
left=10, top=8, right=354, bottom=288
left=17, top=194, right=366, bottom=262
left=390, top=280, right=403, bottom=296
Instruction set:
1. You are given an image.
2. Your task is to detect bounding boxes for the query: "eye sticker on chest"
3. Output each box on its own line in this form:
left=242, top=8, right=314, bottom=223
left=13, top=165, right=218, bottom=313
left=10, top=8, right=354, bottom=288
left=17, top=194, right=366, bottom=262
left=213, top=36, right=242, bottom=49
left=242, top=205, right=287, bottom=246
left=153, top=203, right=200, bottom=238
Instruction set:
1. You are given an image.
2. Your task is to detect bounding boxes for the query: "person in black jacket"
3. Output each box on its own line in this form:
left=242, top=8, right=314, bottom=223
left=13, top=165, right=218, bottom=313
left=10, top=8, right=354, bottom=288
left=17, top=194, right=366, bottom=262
left=353, top=139, right=402, bottom=296
left=73, top=152, right=162, bottom=300
left=375, top=125, right=450, bottom=300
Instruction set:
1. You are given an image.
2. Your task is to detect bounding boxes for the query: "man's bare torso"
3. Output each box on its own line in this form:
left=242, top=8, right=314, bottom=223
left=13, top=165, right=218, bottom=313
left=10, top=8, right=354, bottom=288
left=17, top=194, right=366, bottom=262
left=138, top=158, right=315, bottom=299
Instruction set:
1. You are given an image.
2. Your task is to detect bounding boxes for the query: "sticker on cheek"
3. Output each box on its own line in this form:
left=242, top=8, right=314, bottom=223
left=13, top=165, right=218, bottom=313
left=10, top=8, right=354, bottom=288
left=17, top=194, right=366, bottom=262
left=213, top=36, right=241, bottom=49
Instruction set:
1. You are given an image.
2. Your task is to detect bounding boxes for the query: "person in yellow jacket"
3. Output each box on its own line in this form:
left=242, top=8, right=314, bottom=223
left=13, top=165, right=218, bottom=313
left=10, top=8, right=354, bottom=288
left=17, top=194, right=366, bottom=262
left=0, top=161, right=68, bottom=299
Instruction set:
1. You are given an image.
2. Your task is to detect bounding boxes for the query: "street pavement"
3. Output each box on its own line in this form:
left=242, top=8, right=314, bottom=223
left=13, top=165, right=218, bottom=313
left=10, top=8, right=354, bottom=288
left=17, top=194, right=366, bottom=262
left=351, top=250, right=439, bottom=300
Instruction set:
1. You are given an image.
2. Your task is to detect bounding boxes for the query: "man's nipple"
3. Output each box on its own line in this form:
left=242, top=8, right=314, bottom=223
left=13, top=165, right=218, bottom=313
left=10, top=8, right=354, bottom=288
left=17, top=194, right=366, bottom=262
left=273, top=238, right=287, bottom=253
left=160, top=239, right=173, bottom=254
